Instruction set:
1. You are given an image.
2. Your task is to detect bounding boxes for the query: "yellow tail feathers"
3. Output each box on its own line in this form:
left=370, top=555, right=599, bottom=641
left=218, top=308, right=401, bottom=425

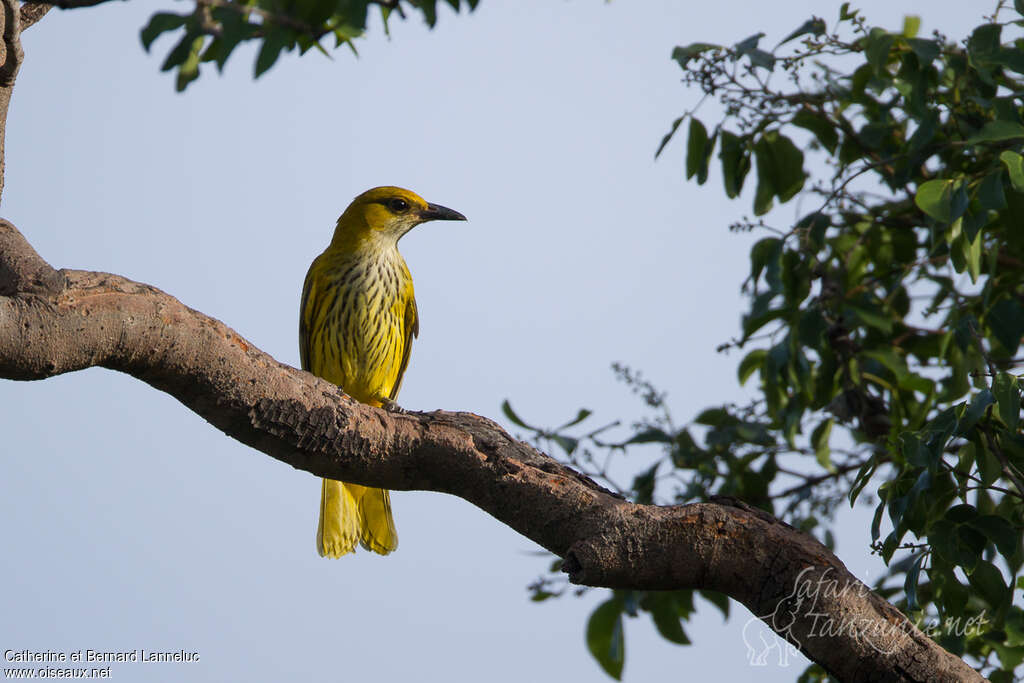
left=316, top=479, right=398, bottom=557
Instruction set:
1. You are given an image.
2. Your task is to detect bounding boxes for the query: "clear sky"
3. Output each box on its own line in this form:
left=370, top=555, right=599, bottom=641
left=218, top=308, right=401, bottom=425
left=0, top=1, right=988, bottom=682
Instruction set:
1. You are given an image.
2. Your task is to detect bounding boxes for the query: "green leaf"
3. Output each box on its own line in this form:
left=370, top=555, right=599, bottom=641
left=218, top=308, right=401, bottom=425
left=625, top=428, right=673, bottom=445
left=753, top=170, right=775, bottom=215
left=908, top=110, right=938, bottom=152
left=501, top=400, right=535, bottom=430
left=255, top=28, right=289, bottom=78
left=871, top=499, right=885, bottom=542
left=929, top=519, right=961, bottom=565
left=648, top=595, right=690, bottom=645
left=631, top=462, right=660, bottom=503
left=141, top=13, right=189, bottom=52
left=752, top=131, right=806, bottom=215
left=996, top=46, right=1024, bottom=75
left=734, top=32, right=765, bottom=54
left=993, top=372, right=1021, bottom=432
left=902, top=15, right=921, bottom=38
left=904, top=552, right=925, bottom=611
left=968, top=23, right=1001, bottom=62
left=174, top=35, right=205, bottom=92
left=907, top=38, right=940, bottom=64
left=558, top=408, right=593, bottom=430
left=655, top=116, right=684, bottom=159
left=791, top=109, right=838, bottom=154
left=976, top=171, right=1007, bottom=212
left=915, top=179, right=954, bottom=222
left=695, top=408, right=731, bottom=426
left=746, top=49, right=776, bottom=71
left=749, top=237, right=782, bottom=284
left=1000, top=151, right=1024, bottom=193
left=552, top=434, right=578, bottom=455
left=777, top=17, right=827, bottom=48
left=989, top=298, right=1024, bottom=352
left=698, top=590, right=730, bottom=619
left=958, top=389, right=994, bottom=435
left=811, top=419, right=834, bottom=471
left=950, top=182, right=969, bottom=225
left=671, top=43, right=719, bottom=67
left=901, top=432, right=933, bottom=469
left=966, top=229, right=982, bottom=283
left=849, top=457, right=878, bottom=506
left=945, top=504, right=978, bottom=523
left=968, top=560, right=1009, bottom=608
left=865, top=28, right=895, bottom=74
left=738, top=349, right=767, bottom=386
left=967, top=120, right=1024, bottom=145
left=968, top=515, right=1019, bottom=557
left=924, top=406, right=960, bottom=459
left=685, top=118, right=711, bottom=184
left=957, top=522, right=987, bottom=555
left=161, top=31, right=197, bottom=72
left=976, top=443, right=1002, bottom=487
left=718, top=130, right=750, bottom=199
left=586, top=598, right=625, bottom=680
left=206, top=7, right=254, bottom=72
left=848, top=305, right=894, bottom=335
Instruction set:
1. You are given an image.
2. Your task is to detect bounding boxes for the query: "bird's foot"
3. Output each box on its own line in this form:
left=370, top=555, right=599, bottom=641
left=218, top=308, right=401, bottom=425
left=381, top=399, right=405, bottom=414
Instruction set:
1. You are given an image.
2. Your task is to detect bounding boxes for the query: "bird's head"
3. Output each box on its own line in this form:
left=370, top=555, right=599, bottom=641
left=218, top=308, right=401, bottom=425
left=331, top=186, right=466, bottom=248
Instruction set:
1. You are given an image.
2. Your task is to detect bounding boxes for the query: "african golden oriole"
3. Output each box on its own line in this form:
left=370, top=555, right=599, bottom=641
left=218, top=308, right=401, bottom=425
left=300, top=186, right=466, bottom=557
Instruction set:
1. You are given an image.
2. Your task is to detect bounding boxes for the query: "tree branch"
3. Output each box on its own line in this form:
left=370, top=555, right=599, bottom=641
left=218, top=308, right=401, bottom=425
left=18, top=2, right=51, bottom=30
left=21, top=0, right=109, bottom=8
left=0, top=0, right=23, bottom=203
left=0, top=218, right=982, bottom=682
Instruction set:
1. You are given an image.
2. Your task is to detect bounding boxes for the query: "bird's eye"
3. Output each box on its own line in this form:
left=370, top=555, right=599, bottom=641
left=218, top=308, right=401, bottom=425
left=388, top=198, right=410, bottom=213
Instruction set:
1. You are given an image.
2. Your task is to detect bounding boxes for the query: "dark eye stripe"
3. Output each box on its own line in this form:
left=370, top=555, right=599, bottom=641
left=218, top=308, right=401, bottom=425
left=374, top=198, right=409, bottom=213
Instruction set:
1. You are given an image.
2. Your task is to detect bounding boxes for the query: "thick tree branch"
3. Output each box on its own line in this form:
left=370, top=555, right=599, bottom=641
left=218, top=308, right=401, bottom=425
left=0, top=218, right=982, bottom=682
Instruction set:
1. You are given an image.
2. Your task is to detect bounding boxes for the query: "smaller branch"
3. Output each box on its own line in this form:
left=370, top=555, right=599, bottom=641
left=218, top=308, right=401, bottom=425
left=0, top=0, right=23, bottom=204
left=0, top=219, right=63, bottom=295
left=21, top=0, right=108, bottom=7
left=943, top=460, right=1023, bottom=500
left=0, top=0, right=21, bottom=87
left=982, top=426, right=1024, bottom=499
left=771, top=461, right=866, bottom=499
left=18, top=2, right=51, bottom=29
left=195, top=0, right=328, bottom=41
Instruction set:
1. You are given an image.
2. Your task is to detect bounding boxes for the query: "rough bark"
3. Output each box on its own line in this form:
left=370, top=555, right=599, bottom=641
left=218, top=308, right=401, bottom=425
left=0, top=2, right=985, bottom=681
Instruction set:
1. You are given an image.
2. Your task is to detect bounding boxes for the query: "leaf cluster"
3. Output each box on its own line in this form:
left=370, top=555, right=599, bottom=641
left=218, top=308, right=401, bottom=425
left=523, top=3, right=1024, bottom=679
left=140, top=0, right=479, bottom=91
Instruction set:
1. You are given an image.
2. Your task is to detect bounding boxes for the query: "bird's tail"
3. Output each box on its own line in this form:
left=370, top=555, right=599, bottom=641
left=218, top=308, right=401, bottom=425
left=317, top=479, right=398, bottom=557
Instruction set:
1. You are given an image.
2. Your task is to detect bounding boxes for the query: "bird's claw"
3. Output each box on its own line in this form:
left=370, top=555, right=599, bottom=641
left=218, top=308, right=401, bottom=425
left=382, top=399, right=404, bottom=414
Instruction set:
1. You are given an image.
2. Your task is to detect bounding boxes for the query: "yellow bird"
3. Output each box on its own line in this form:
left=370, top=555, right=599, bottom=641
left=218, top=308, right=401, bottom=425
left=300, top=186, right=466, bottom=557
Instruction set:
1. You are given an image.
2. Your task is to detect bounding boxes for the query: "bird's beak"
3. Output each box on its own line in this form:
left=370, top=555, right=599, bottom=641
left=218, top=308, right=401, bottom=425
left=419, top=203, right=467, bottom=222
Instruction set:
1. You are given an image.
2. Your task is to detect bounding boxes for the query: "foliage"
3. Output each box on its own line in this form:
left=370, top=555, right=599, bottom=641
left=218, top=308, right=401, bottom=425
left=516, top=2, right=1024, bottom=680
left=138, top=0, right=479, bottom=91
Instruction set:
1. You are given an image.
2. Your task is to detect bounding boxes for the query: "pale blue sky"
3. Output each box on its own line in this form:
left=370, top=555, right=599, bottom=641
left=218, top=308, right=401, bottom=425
left=1, top=2, right=986, bottom=681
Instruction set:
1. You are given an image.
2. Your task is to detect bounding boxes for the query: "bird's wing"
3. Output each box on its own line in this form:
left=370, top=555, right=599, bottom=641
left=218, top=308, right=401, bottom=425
left=298, top=265, right=318, bottom=373
left=388, top=295, right=419, bottom=401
